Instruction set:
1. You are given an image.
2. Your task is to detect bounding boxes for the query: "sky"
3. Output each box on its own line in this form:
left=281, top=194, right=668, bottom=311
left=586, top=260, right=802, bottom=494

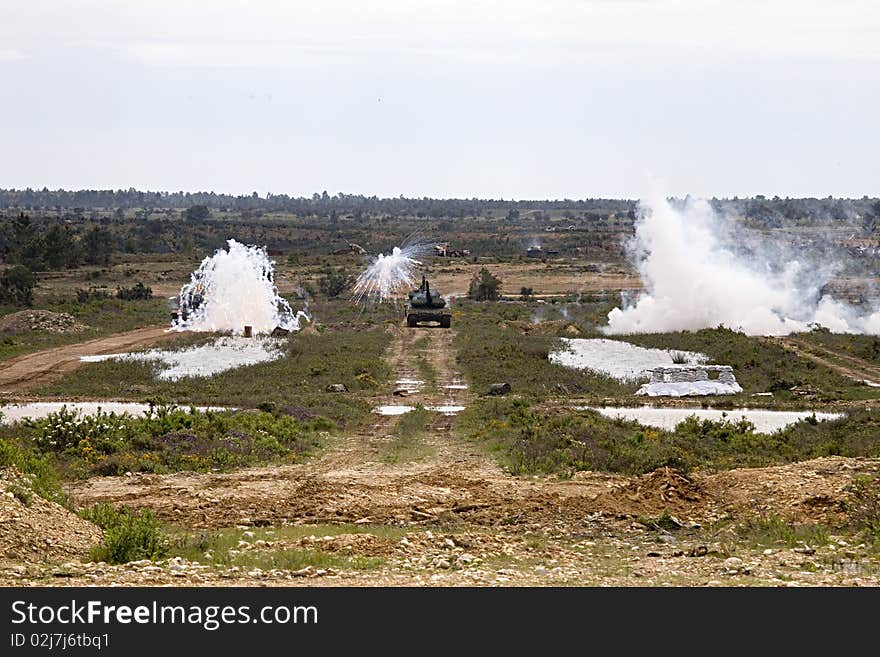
left=1, top=1, right=879, bottom=199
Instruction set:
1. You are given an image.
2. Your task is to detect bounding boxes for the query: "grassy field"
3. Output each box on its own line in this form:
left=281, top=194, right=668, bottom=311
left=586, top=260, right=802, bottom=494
left=459, top=397, right=880, bottom=476
left=0, top=297, right=170, bottom=362
left=452, top=300, right=631, bottom=399
left=36, top=325, right=393, bottom=426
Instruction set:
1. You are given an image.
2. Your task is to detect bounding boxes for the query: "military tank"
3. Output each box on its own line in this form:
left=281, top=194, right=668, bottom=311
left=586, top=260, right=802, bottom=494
left=406, top=275, right=451, bottom=328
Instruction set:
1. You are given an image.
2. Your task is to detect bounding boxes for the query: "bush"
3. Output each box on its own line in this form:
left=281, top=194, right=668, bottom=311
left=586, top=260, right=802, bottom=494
left=116, top=282, right=153, bottom=301
left=0, top=438, right=67, bottom=506
left=27, top=406, right=132, bottom=455
left=317, top=267, right=354, bottom=298
left=76, top=286, right=110, bottom=303
left=0, top=265, right=35, bottom=306
left=80, top=503, right=168, bottom=564
left=468, top=267, right=502, bottom=301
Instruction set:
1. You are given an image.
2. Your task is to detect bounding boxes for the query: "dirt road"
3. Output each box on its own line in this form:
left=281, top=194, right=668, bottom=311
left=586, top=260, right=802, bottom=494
left=766, top=336, right=880, bottom=387
left=0, top=326, right=175, bottom=394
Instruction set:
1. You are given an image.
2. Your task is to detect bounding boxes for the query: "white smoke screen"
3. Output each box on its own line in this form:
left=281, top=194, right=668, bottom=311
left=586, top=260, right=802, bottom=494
left=352, top=242, right=433, bottom=303
left=605, top=190, right=880, bottom=336
left=173, top=240, right=309, bottom=335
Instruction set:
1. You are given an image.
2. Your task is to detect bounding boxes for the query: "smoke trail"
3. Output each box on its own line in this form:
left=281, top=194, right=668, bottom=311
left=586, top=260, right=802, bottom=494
left=173, top=239, right=309, bottom=335
left=353, top=241, right=434, bottom=303
left=604, top=190, right=880, bottom=336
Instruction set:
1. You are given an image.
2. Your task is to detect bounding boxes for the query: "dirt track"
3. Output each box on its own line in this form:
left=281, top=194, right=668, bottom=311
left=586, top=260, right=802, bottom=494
left=767, top=336, right=880, bottom=387
left=0, top=326, right=175, bottom=394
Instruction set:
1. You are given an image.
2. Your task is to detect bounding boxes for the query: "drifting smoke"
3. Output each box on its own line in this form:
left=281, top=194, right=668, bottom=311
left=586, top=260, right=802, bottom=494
left=605, top=191, right=880, bottom=336
left=173, top=240, right=309, bottom=335
left=353, top=241, right=433, bottom=303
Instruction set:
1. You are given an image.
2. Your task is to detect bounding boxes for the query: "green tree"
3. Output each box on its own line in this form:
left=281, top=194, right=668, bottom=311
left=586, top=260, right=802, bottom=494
left=0, top=265, right=35, bottom=306
left=468, top=267, right=502, bottom=301
left=317, top=267, right=354, bottom=298
left=43, top=224, right=79, bottom=269
left=81, top=226, right=114, bottom=265
left=185, top=204, right=210, bottom=222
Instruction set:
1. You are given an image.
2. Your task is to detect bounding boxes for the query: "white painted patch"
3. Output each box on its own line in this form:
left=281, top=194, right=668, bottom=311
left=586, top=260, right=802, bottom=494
left=580, top=406, right=843, bottom=434
left=549, top=338, right=707, bottom=382
left=373, top=405, right=465, bottom=416
left=863, top=380, right=880, bottom=388
left=636, top=381, right=742, bottom=397
left=80, top=336, right=284, bottom=381
left=395, top=379, right=425, bottom=386
left=0, top=402, right=227, bottom=424
left=444, top=384, right=469, bottom=390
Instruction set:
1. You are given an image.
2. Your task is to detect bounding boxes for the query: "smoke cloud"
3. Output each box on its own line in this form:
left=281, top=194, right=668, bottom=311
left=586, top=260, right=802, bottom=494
left=604, top=189, right=880, bottom=336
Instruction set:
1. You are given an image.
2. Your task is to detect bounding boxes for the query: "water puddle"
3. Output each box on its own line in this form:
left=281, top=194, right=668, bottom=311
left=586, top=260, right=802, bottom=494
left=580, top=406, right=842, bottom=434
left=374, top=405, right=465, bottom=416
left=0, top=402, right=228, bottom=424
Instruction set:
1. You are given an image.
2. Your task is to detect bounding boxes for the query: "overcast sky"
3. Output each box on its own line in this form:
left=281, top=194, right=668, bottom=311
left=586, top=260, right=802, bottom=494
left=1, top=1, right=879, bottom=199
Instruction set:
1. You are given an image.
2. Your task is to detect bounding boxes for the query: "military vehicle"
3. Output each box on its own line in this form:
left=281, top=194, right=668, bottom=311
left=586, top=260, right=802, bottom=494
left=406, top=275, right=451, bottom=328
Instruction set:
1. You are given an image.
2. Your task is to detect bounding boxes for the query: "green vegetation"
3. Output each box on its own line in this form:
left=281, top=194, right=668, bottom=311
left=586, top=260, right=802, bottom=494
left=168, top=524, right=400, bottom=571
left=37, top=328, right=393, bottom=426
left=379, top=406, right=434, bottom=464
left=616, top=327, right=879, bottom=401
left=0, top=296, right=170, bottom=363
left=454, top=302, right=629, bottom=399
left=468, top=267, right=502, bottom=301
left=846, top=475, right=880, bottom=546
left=460, top=398, right=880, bottom=476
left=722, top=513, right=831, bottom=548
left=412, top=335, right=437, bottom=384
left=80, top=503, right=168, bottom=564
left=0, top=437, right=68, bottom=506
left=4, top=403, right=332, bottom=478
left=796, top=329, right=880, bottom=366
left=0, top=265, right=35, bottom=306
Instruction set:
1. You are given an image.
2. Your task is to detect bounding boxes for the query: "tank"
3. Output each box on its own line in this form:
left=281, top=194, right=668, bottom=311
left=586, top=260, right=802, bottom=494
left=406, top=275, right=452, bottom=328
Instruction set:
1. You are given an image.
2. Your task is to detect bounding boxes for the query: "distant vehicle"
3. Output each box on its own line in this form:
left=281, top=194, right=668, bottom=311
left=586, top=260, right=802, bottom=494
left=405, top=276, right=451, bottom=328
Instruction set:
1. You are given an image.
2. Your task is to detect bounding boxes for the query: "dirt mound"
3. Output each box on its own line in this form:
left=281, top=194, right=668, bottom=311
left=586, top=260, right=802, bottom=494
left=0, top=469, right=102, bottom=564
left=505, top=320, right=581, bottom=336
left=593, top=467, right=708, bottom=518
left=0, top=310, right=88, bottom=334
left=697, top=456, right=880, bottom=524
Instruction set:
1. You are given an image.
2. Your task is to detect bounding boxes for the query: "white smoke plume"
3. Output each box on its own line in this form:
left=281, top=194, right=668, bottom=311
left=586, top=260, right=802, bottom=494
left=353, top=241, right=434, bottom=303
left=173, top=239, right=309, bottom=335
left=604, top=190, right=880, bottom=336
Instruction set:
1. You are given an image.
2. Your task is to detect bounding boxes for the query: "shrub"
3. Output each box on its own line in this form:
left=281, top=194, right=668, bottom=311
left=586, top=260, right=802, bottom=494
left=0, top=438, right=68, bottom=506
left=0, top=265, right=35, bottom=306
left=116, top=282, right=153, bottom=300
left=28, top=406, right=132, bottom=455
left=80, top=503, right=168, bottom=564
left=468, top=267, right=502, bottom=301
left=76, top=286, right=110, bottom=303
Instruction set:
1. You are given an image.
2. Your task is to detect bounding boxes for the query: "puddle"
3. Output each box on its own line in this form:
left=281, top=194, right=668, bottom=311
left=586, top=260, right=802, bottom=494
left=374, top=405, right=465, bottom=416
left=0, top=402, right=228, bottom=424
left=550, top=338, right=707, bottom=381
left=580, top=406, right=843, bottom=434
left=80, top=336, right=283, bottom=381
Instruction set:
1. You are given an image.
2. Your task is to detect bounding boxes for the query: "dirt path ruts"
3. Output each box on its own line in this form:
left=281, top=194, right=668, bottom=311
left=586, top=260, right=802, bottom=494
left=0, top=326, right=175, bottom=394
left=766, top=336, right=880, bottom=386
